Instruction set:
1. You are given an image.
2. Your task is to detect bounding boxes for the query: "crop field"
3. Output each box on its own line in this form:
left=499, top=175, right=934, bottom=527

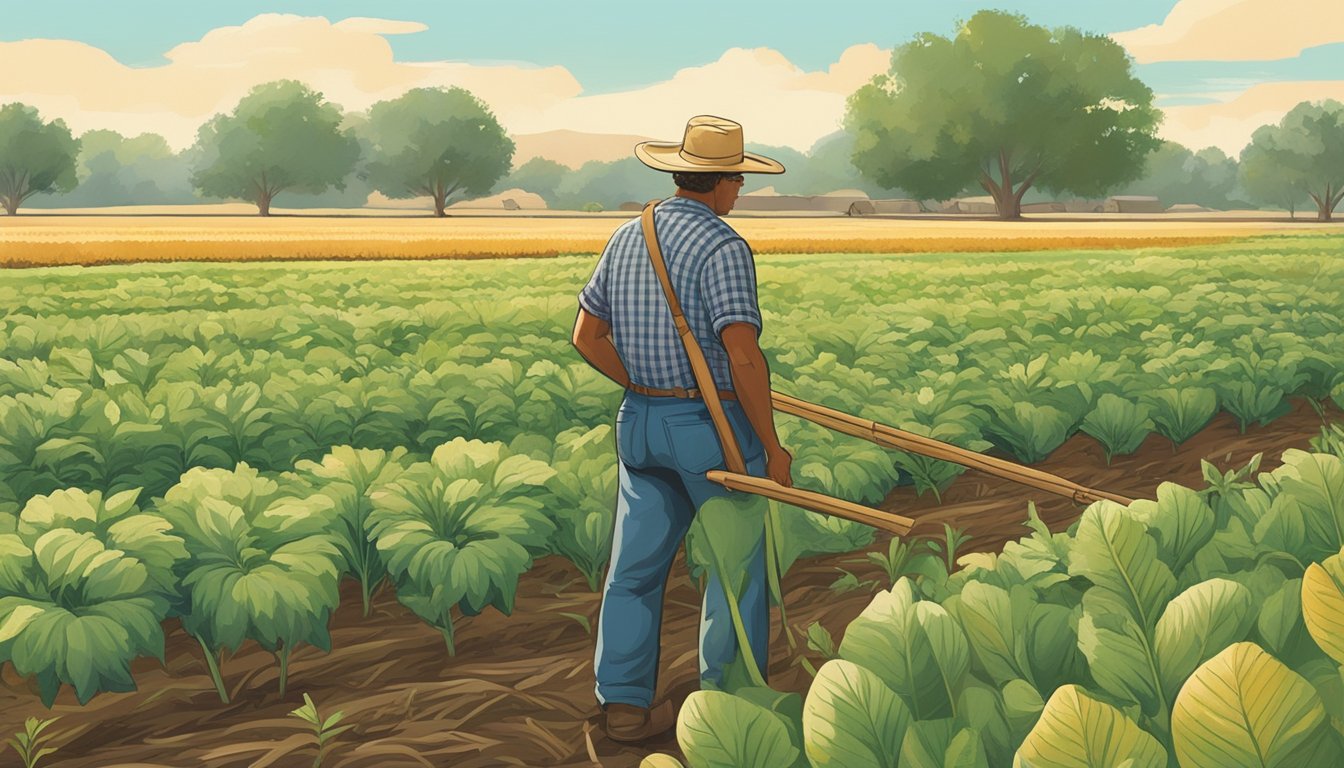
left=0, top=211, right=1305, bottom=267
left=1, top=229, right=1343, bottom=766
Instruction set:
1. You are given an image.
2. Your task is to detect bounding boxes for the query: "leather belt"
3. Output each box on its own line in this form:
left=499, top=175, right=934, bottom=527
left=628, top=381, right=738, bottom=401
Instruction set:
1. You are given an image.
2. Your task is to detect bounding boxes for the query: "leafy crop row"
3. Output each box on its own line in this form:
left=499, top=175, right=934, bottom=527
left=648, top=444, right=1344, bottom=767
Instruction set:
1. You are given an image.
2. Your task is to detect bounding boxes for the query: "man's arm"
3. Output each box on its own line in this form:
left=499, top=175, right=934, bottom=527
left=721, top=322, right=791, bottom=487
left=572, top=307, right=631, bottom=388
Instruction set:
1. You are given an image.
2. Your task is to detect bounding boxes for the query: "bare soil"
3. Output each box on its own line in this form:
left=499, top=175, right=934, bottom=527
left=0, top=398, right=1334, bottom=768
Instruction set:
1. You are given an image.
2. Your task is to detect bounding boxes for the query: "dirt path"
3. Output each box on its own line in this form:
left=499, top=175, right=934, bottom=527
left=0, top=398, right=1334, bottom=768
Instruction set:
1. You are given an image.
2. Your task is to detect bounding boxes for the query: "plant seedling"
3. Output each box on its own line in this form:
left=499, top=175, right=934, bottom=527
left=290, top=693, right=354, bottom=768
left=866, top=535, right=918, bottom=587
left=5, top=717, right=61, bottom=768
left=924, top=523, right=974, bottom=574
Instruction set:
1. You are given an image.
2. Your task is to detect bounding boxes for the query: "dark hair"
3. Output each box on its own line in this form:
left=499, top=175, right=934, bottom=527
left=672, top=171, right=740, bottom=193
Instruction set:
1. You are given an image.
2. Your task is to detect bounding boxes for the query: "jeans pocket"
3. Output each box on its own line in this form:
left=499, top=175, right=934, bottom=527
left=663, top=412, right=725, bottom=474
left=616, top=407, right=646, bottom=466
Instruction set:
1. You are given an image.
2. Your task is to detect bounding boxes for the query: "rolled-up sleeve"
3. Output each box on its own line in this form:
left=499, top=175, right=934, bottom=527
left=700, top=238, right=762, bottom=337
left=577, top=251, right=612, bottom=322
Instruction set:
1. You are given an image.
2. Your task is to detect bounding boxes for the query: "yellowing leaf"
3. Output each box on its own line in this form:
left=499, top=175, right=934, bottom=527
left=1013, top=684, right=1166, bottom=768
left=1172, top=642, right=1328, bottom=768
left=1301, top=553, right=1344, bottom=667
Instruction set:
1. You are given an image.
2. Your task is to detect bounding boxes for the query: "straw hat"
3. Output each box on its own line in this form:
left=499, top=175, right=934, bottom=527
left=635, top=115, right=785, bottom=174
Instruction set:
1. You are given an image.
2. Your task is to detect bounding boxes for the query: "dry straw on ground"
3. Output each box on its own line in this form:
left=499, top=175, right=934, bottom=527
left=1, top=214, right=1288, bottom=267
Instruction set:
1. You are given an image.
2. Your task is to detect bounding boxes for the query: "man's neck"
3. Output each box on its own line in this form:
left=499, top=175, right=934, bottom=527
left=674, top=188, right=718, bottom=213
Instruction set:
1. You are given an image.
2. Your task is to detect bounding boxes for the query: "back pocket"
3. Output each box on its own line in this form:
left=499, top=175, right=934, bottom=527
left=616, top=407, right=647, bottom=467
left=663, top=412, right=725, bottom=474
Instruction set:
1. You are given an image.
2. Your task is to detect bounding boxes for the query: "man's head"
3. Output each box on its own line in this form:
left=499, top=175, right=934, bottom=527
left=672, top=171, right=746, bottom=216
left=634, top=116, right=783, bottom=216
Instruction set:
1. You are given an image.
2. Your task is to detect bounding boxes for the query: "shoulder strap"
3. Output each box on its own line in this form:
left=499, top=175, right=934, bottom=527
left=640, top=200, right=747, bottom=475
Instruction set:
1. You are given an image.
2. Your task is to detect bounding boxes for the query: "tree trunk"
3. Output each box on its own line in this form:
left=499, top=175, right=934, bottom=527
left=257, top=194, right=272, bottom=217
left=1, top=198, right=15, bottom=215
left=434, top=193, right=447, bottom=218
left=997, top=195, right=1022, bottom=220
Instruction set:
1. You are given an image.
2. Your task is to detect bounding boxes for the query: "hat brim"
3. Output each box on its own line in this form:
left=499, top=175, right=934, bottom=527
left=635, top=142, right=785, bottom=174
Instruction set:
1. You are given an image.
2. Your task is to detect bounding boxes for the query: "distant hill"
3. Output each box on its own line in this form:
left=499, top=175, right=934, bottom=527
left=511, top=129, right=655, bottom=170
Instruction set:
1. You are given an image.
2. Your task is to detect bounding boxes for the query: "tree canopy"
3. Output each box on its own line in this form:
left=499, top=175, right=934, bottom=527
left=1239, top=100, right=1344, bottom=221
left=189, top=80, right=360, bottom=215
left=845, top=10, right=1163, bottom=219
left=1113, top=140, right=1238, bottom=209
left=364, top=87, right=514, bottom=217
left=0, top=102, right=80, bottom=215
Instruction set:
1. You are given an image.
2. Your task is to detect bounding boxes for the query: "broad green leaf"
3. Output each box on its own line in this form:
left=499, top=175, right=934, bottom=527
left=1014, top=684, right=1167, bottom=768
left=955, top=581, right=1026, bottom=685
left=640, top=756, right=685, bottom=768
left=677, top=690, right=799, bottom=768
left=1256, top=577, right=1302, bottom=656
left=1002, top=678, right=1044, bottom=747
left=1301, top=552, right=1344, bottom=666
left=1127, top=482, right=1215, bottom=574
left=1069, top=502, right=1175, bottom=629
left=1077, top=590, right=1163, bottom=715
left=1274, top=451, right=1344, bottom=558
left=900, top=719, right=958, bottom=768
left=958, top=682, right=1012, bottom=766
left=838, top=579, right=968, bottom=719
left=1172, top=642, right=1331, bottom=768
left=0, top=602, right=45, bottom=643
left=1154, top=578, right=1254, bottom=702
left=803, top=659, right=908, bottom=768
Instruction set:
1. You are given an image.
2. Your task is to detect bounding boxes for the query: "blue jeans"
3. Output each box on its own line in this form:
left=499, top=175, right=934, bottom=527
left=593, top=391, right=769, bottom=708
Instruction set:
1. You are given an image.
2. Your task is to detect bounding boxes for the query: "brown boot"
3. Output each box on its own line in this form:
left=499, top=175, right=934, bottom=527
left=604, top=701, right=676, bottom=743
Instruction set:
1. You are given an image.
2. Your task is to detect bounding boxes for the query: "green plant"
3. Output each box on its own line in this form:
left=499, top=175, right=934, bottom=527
left=866, top=535, right=922, bottom=587
left=0, top=488, right=185, bottom=705
left=1080, top=394, right=1154, bottom=464
left=925, top=523, right=974, bottom=574
left=5, top=716, right=61, bottom=768
left=368, top=437, right=556, bottom=654
left=1309, top=422, right=1344, bottom=459
left=155, top=465, right=342, bottom=702
left=290, top=692, right=354, bottom=768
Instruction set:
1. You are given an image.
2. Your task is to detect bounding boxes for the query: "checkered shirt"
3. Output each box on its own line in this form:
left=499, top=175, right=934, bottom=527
left=577, top=196, right=762, bottom=391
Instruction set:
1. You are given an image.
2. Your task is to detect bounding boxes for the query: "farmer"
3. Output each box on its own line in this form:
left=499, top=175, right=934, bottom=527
left=570, top=115, right=793, bottom=743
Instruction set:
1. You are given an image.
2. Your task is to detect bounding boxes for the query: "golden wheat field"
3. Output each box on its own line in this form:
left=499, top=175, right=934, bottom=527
left=0, top=207, right=1317, bottom=267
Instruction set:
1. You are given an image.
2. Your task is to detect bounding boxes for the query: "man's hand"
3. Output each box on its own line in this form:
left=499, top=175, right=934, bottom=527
left=721, top=322, right=792, bottom=487
left=766, top=444, right=793, bottom=488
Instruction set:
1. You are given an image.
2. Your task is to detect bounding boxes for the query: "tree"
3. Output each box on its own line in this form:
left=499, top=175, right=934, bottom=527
left=189, top=80, right=360, bottom=216
left=27, top=129, right=197, bottom=208
left=1239, top=100, right=1344, bottom=222
left=364, top=87, right=514, bottom=217
left=0, top=102, right=80, bottom=215
left=845, top=11, right=1162, bottom=219
left=496, top=156, right=570, bottom=207
left=553, top=157, right=667, bottom=211
left=1114, top=140, right=1238, bottom=209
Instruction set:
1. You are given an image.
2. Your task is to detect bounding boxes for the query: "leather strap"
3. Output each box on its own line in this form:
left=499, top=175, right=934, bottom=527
left=640, top=200, right=747, bottom=475
left=628, top=382, right=738, bottom=401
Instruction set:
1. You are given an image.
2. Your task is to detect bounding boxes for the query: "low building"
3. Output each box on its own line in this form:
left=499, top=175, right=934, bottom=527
left=1021, top=201, right=1066, bottom=213
left=847, top=199, right=923, bottom=215
left=1103, top=195, right=1163, bottom=213
left=941, top=196, right=999, bottom=214
left=1166, top=203, right=1215, bottom=213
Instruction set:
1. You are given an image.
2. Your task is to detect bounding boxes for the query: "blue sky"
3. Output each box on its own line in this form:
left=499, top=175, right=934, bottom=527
left=4, top=1, right=1339, bottom=156
left=4, top=0, right=1327, bottom=99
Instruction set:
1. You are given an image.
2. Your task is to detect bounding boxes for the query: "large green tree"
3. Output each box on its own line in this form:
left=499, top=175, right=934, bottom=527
left=189, top=80, right=360, bottom=216
left=1239, top=100, right=1344, bottom=222
left=364, top=87, right=514, bottom=217
left=0, top=103, right=80, bottom=215
left=1114, top=140, right=1238, bottom=209
left=495, top=156, right=569, bottom=208
left=845, top=10, right=1163, bottom=219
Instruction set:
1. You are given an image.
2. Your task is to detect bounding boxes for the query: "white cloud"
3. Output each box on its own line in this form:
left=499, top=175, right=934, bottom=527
left=1157, top=81, right=1344, bottom=155
left=1111, top=0, right=1344, bottom=63
left=0, top=14, right=887, bottom=155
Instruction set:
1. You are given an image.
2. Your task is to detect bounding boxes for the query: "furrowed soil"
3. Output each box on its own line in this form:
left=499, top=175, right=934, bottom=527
left=1, top=398, right=1336, bottom=768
